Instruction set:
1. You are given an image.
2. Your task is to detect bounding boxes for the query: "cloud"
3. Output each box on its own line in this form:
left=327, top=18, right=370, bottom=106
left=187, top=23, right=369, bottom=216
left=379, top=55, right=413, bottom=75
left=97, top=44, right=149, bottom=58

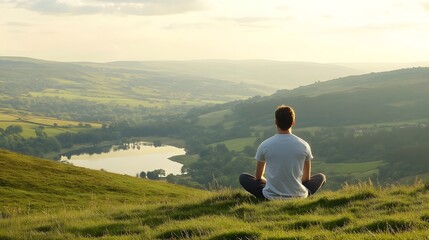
left=215, top=16, right=290, bottom=29
left=421, top=2, right=429, bottom=11
left=0, top=0, right=207, bottom=15
left=217, top=17, right=276, bottom=24
left=4, top=21, right=33, bottom=27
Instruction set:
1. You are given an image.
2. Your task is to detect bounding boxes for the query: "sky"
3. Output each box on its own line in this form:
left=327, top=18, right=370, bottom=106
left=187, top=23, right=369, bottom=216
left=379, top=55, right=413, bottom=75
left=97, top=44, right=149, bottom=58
left=1, top=0, right=429, bottom=63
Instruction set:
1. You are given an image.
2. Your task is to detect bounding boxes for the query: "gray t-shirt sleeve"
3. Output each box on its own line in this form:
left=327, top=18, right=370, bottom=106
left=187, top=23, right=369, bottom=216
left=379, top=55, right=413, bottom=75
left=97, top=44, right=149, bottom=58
left=255, top=143, right=265, bottom=162
left=305, top=143, right=313, bottom=161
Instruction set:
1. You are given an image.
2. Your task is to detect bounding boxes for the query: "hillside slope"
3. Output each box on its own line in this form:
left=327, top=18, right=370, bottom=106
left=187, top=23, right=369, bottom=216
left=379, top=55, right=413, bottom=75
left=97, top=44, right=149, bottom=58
left=196, top=67, right=429, bottom=128
left=0, top=149, right=203, bottom=210
left=1, top=150, right=429, bottom=239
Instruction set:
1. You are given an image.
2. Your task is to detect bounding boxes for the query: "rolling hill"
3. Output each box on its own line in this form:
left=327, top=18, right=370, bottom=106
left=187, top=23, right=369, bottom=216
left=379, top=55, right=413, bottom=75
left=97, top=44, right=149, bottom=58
left=1, top=149, right=429, bottom=239
left=196, top=67, right=429, bottom=129
left=0, top=57, right=271, bottom=109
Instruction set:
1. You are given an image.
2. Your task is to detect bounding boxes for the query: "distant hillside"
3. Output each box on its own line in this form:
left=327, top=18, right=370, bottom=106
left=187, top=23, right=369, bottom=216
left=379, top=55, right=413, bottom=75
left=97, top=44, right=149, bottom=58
left=336, top=62, right=429, bottom=73
left=0, top=149, right=202, bottom=210
left=196, top=67, right=429, bottom=128
left=1, top=150, right=429, bottom=239
left=108, top=59, right=363, bottom=90
left=0, top=57, right=271, bottom=112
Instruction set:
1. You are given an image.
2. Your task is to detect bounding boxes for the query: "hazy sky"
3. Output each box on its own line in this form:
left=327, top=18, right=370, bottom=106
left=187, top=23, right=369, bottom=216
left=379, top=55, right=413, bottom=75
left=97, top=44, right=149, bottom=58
left=1, top=0, right=429, bottom=62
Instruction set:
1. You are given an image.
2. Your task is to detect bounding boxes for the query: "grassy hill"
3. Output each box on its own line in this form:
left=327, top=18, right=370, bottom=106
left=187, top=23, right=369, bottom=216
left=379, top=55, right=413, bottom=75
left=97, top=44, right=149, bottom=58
left=1, top=149, right=429, bottom=239
left=0, top=149, right=203, bottom=210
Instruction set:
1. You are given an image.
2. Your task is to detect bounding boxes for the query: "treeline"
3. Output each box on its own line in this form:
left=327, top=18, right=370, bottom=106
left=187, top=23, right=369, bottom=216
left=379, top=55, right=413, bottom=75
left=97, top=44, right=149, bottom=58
left=230, top=86, right=429, bottom=128
left=1, top=97, right=144, bottom=122
left=0, top=125, right=61, bottom=156
left=0, top=124, right=122, bottom=157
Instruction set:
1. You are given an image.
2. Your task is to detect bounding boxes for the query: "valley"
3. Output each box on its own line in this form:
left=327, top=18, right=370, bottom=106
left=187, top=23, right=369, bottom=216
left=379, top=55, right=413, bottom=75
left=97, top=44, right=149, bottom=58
left=1, top=57, right=429, bottom=190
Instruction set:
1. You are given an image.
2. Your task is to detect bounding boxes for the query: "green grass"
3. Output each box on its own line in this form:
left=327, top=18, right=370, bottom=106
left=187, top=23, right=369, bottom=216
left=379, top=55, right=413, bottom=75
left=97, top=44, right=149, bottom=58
left=197, top=109, right=233, bottom=127
left=0, top=149, right=202, bottom=211
left=0, top=110, right=101, bottom=138
left=210, top=137, right=258, bottom=152
left=313, top=160, right=385, bottom=175
left=1, top=149, right=429, bottom=239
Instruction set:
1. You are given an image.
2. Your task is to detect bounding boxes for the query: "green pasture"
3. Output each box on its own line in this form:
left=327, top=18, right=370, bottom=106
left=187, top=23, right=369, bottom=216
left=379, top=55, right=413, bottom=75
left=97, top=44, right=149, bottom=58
left=0, top=111, right=101, bottom=138
left=28, top=90, right=154, bottom=108
left=28, top=89, right=221, bottom=109
left=197, top=109, right=232, bottom=127
left=210, top=137, right=257, bottom=152
left=313, top=160, right=385, bottom=181
left=313, top=160, right=384, bottom=174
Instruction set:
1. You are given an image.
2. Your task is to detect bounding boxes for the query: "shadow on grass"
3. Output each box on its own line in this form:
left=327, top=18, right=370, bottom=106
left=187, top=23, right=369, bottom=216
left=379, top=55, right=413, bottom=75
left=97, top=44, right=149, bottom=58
left=285, top=216, right=351, bottom=231
left=420, top=214, right=429, bottom=223
left=349, top=219, right=416, bottom=233
left=0, top=235, right=13, bottom=240
left=374, top=201, right=410, bottom=213
left=157, top=226, right=213, bottom=239
left=282, top=191, right=376, bottom=214
left=69, top=222, right=143, bottom=237
left=112, top=192, right=264, bottom=228
left=209, top=231, right=260, bottom=240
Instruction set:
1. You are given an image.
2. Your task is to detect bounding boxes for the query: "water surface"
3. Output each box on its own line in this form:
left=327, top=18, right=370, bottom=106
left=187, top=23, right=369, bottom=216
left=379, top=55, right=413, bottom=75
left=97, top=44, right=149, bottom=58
left=62, top=143, right=184, bottom=176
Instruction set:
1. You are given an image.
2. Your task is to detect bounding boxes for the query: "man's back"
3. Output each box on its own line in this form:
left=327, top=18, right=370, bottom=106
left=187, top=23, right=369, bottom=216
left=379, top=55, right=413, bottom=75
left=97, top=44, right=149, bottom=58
left=255, top=134, right=313, bottom=199
left=239, top=105, right=325, bottom=199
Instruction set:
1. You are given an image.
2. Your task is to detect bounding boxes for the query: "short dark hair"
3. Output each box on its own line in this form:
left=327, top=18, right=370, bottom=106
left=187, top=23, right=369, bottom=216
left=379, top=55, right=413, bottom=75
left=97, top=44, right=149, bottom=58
left=275, top=105, right=295, bottom=130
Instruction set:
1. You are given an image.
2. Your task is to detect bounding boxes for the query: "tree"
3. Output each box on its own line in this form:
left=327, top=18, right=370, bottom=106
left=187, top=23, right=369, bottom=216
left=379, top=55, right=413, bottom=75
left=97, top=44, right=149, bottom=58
left=139, top=171, right=146, bottom=178
left=166, top=173, right=175, bottom=183
left=146, top=171, right=159, bottom=180
left=155, top=169, right=166, bottom=177
left=4, top=125, right=23, bottom=135
left=146, top=169, right=166, bottom=180
left=35, top=127, right=47, bottom=139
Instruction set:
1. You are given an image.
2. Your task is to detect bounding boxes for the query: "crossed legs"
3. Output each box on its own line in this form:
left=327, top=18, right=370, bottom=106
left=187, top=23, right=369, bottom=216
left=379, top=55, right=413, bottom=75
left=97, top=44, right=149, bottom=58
left=239, top=173, right=326, bottom=199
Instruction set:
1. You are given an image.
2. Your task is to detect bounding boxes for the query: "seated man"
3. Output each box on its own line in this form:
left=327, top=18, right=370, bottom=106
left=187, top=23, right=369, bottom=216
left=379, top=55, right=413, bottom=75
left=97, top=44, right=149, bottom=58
left=239, top=105, right=326, bottom=199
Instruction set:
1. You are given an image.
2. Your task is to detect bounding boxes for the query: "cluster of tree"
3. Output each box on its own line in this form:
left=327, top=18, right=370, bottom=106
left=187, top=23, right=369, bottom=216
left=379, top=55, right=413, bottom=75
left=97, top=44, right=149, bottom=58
left=138, top=169, right=166, bottom=180
left=0, top=125, right=61, bottom=156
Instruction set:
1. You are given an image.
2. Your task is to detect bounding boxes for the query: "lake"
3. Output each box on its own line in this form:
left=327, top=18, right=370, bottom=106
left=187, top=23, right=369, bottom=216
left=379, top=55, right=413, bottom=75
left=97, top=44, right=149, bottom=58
left=61, top=143, right=185, bottom=176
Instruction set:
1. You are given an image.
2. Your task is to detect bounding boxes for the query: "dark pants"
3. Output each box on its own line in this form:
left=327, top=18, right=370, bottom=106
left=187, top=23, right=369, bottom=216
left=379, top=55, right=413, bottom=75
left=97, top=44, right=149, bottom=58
left=239, top=173, right=326, bottom=199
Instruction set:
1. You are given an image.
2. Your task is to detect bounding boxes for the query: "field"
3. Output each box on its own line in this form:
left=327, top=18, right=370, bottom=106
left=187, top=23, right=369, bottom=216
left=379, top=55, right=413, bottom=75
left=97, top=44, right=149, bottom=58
left=1, top=149, right=429, bottom=239
left=210, top=137, right=258, bottom=152
left=197, top=109, right=233, bottom=127
left=0, top=109, right=101, bottom=138
left=313, top=161, right=385, bottom=181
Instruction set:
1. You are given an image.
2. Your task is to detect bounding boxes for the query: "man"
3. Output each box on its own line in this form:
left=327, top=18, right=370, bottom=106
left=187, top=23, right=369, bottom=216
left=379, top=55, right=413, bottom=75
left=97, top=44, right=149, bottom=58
left=239, top=105, right=326, bottom=199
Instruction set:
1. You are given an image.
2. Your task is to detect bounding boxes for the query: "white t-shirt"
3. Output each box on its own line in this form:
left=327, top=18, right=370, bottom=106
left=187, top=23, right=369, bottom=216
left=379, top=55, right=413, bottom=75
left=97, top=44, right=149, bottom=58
left=255, top=133, right=313, bottom=199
